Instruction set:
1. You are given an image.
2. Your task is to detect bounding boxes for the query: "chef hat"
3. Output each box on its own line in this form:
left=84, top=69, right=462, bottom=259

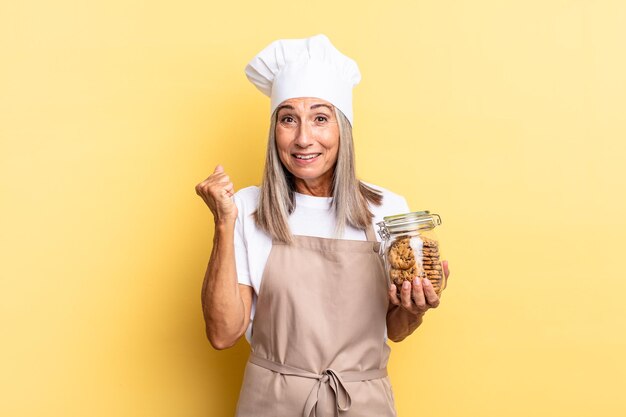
left=244, top=34, right=361, bottom=126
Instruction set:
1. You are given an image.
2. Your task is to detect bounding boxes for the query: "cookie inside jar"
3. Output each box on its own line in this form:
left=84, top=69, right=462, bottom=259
left=387, top=234, right=443, bottom=296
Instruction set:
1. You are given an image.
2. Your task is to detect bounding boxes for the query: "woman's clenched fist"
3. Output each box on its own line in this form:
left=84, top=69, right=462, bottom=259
left=195, top=165, right=238, bottom=225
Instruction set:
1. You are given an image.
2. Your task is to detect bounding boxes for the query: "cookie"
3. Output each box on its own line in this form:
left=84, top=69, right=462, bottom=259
left=387, top=237, right=416, bottom=269
left=386, top=233, right=444, bottom=298
left=421, top=237, right=439, bottom=248
left=390, top=265, right=419, bottom=285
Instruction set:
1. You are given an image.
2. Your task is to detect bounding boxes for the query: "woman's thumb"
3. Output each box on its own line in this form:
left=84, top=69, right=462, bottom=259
left=214, top=164, right=224, bottom=173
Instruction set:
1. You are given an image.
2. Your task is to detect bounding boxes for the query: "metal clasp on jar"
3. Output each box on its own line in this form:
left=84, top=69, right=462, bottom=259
left=376, top=221, right=390, bottom=240
left=375, top=221, right=389, bottom=258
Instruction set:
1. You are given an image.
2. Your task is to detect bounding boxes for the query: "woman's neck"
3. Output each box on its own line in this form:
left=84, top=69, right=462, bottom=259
left=293, top=176, right=333, bottom=197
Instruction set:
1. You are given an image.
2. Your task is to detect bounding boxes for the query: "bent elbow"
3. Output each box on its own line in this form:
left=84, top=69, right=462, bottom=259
left=206, top=328, right=240, bottom=350
left=210, top=338, right=236, bottom=350
left=387, top=330, right=408, bottom=343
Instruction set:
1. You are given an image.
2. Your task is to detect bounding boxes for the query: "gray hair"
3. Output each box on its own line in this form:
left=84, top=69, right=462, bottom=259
left=253, top=105, right=383, bottom=243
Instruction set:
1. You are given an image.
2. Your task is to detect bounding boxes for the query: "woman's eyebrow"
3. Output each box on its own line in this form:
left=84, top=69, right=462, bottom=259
left=276, top=104, right=295, bottom=113
left=310, top=104, right=333, bottom=111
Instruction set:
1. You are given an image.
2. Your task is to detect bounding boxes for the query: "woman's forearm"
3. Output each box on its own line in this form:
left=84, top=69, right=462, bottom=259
left=201, top=221, right=246, bottom=349
left=386, top=305, right=425, bottom=342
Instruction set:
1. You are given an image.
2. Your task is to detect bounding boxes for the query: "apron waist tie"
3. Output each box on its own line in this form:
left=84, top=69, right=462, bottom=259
left=249, top=353, right=388, bottom=417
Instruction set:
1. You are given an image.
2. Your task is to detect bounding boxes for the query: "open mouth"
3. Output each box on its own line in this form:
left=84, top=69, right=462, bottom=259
left=292, top=153, right=321, bottom=162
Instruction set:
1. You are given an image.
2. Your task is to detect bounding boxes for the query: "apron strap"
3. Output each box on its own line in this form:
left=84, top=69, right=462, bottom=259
left=365, top=223, right=381, bottom=254
left=249, top=353, right=387, bottom=417
left=365, top=223, right=377, bottom=242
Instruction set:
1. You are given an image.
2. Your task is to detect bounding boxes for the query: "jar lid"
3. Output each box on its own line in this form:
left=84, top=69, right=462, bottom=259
left=376, top=210, right=442, bottom=240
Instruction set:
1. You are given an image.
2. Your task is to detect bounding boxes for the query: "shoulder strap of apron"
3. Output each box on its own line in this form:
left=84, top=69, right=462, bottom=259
left=364, top=223, right=377, bottom=242
left=365, top=223, right=382, bottom=254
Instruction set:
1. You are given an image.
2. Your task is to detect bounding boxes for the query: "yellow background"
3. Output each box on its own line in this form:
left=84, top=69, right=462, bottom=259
left=2, top=1, right=625, bottom=416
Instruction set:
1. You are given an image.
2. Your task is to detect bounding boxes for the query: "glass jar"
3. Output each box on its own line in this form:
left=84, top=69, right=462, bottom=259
left=376, top=211, right=446, bottom=297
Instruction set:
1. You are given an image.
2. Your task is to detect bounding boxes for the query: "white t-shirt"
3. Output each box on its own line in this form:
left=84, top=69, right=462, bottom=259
left=233, top=183, right=410, bottom=342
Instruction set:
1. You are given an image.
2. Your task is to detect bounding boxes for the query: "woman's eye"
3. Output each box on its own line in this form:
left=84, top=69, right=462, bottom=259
left=315, top=116, right=328, bottom=123
left=281, top=116, right=295, bottom=123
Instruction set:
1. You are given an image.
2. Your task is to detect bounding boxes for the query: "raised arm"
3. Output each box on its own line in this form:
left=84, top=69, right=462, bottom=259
left=195, top=165, right=253, bottom=350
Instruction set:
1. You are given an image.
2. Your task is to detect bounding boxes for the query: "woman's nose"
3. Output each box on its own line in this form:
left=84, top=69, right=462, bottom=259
left=294, top=120, right=314, bottom=148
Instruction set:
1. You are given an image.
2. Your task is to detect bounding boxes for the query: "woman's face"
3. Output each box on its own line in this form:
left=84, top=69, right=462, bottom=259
left=275, top=97, right=340, bottom=192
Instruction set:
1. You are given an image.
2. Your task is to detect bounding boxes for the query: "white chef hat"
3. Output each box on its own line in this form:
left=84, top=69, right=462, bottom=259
left=244, top=34, right=361, bottom=126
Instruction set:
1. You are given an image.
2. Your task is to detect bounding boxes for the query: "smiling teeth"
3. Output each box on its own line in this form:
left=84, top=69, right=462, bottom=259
left=294, top=154, right=319, bottom=160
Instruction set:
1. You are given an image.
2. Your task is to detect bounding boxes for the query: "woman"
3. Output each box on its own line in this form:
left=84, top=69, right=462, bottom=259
left=195, top=34, right=450, bottom=417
